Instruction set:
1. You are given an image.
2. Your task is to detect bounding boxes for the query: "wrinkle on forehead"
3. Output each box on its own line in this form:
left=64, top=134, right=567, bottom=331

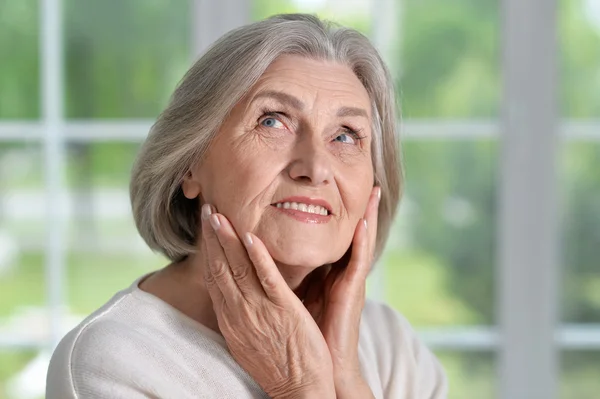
left=242, top=55, right=372, bottom=120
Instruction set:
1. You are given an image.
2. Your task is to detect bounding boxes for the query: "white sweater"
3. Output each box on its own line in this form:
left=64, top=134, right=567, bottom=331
left=46, top=273, right=447, bottom=399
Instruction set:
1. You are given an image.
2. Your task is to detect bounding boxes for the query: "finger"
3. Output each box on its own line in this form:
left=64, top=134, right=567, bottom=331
left=365, top=186, right=381, bottom=258
left=330, top=188, right=380, bottom=296
left=345, top=217, right=370, bottom=284
left=210, top=212, right=262, bottom=297
left=347, top=186, right=380, bottom=282
left=201, top=204, right=242, bottom=304
left=200, top=231, right=225, bottom=312
left=242, top=232, right=297, bottom=305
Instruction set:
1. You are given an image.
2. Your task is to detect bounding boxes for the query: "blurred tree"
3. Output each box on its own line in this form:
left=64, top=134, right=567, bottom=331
left=1, top=0, right=600, bottom=396
left=399, top=140, right=497, bottom=324
left=390, top=0, right=600, bottom=326
left=0, top=0, right=39, bottom=119
left=560, top=0, right=600, bottom=117
left=253, top=0, right=298, bottom=20
left=390, top=0, right=499, bottom=324
left=563, top=143, right=600, bottom=323
left=0, top=0, right=598, bottom=325
left=398, top=0, right=499, bottom=118
left=559, top=0, right=600, bottom=325
left=63, top=0, right=191, bottom=240
left=64, top=0, right=191, bottom=118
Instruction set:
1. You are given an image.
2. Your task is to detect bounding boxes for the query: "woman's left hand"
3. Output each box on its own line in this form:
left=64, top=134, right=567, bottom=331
left=300, top=186, right=381, bottom=399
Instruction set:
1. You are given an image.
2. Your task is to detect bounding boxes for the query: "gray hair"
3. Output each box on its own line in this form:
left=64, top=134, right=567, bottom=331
left=130, top=13, right=402, bottom=262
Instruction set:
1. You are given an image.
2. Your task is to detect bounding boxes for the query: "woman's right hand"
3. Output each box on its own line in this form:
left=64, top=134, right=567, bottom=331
left=200, top=204, right=335, bottom=399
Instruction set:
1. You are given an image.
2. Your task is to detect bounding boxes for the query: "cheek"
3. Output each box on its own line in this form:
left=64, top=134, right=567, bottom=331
left=340, top=165, right=374, bottom=219
left=203, top=152, right=283, bottom=227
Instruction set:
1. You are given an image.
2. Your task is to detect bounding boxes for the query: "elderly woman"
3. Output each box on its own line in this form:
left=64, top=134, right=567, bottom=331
left=47, top=13, right=446, bottom=399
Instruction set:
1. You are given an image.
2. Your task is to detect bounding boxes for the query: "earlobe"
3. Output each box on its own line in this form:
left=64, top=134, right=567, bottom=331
left=182, top=170, right=202, bottom=199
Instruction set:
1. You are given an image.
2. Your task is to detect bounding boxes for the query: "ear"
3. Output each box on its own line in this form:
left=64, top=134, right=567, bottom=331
left=181, top=169, right=202, bottom=199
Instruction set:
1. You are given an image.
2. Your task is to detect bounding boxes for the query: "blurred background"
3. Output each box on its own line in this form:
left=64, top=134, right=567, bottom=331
left=0, top=0, right=598, bottom=398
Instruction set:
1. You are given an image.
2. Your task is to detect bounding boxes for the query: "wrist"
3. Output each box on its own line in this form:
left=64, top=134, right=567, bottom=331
left=333, top=364, right=362, bottom=387
left=272, top=385, right=335, bottom=399
left=269, top=379, right=335, bottom=399
left=333, top=369, right=373, bottom=399
left=335, top=378, right=374, bottom=399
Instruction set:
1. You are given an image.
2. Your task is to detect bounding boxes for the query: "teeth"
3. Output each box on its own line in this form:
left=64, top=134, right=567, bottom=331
left=274, top=202, right=329, bottom=215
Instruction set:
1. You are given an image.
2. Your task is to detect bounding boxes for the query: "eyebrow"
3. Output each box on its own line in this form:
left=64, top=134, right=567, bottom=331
left=253, top=90, right=305, bottom=110
left=252, top=90, right=369, bottom=119
left=336, top=106, right=369, bottom=119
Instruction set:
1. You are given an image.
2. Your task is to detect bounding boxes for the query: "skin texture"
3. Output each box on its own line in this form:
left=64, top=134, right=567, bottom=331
left=185, top=55, right=375, bottom=289
left=141, top=55, right=380, bottom=398
left=200, top=185, right=380, bottom=398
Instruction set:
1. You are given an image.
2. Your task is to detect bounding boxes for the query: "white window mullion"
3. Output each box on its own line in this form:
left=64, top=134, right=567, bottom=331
left=191, top=0, right=250, bottom=59
left=41, top=0, right=67, bottom=349
left=367, top=0, right=399, bottom=302
left=4, top=120, right=600, bottom=142
left=499, top=0, right=559, bottom=398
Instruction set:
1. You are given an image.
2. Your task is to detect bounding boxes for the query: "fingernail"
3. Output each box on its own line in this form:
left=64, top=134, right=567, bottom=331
left=377, top=187, right=382, bottom=202
left=209, top=214, right=220, bottom=230
left=202, top=204, right=212, bottom=220
left=363, top=218, right=368, bottom=230
left=243, top=232, right=253, bottom=247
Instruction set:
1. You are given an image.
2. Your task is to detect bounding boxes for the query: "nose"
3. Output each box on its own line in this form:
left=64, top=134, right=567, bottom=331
left=287, top=135, right=333, bottom=186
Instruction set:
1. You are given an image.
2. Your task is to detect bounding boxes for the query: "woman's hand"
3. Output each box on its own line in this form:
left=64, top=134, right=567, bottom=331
left=200, top=204, right=336, bottom=399
left=301, top=186, right=381, bottom=399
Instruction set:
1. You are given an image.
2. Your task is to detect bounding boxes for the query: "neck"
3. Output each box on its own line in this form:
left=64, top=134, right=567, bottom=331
left=169, top=248, right=318, bottom=333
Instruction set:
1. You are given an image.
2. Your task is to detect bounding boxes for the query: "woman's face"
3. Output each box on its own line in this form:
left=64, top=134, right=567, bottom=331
left=186, top=55, right=374, bottom=269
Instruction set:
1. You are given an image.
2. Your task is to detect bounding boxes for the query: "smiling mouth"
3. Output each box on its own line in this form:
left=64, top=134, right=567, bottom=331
left=271, top=201, right=331, bottom=216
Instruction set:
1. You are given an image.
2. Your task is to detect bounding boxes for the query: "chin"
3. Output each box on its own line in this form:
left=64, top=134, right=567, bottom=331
left=266, top=241, right=339, bottom=269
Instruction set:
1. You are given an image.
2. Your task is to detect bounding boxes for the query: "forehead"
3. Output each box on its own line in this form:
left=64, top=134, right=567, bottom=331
left=247, top=55, right=372, bottom=113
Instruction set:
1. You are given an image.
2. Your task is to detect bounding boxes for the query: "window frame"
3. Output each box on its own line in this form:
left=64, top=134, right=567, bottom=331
left=0, top=1, right=597, bottom=398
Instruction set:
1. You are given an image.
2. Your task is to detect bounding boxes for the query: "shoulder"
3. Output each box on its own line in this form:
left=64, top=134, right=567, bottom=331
left=46, top=286, right=239, bottom=399
left=361, top=299, right=419, bottom=351
left=46, top=291, right=160, bottom=398
left=360, top=299, right=449, bottom=398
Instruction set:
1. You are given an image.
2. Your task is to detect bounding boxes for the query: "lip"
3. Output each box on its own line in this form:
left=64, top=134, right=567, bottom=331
left=272, top=196, right=333, bottom=213
left=270, top=196, right=333, bottom=224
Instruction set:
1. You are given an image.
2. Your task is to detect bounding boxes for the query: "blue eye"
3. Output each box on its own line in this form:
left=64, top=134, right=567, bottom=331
left=334, top=133, right=356, bottom=144
left=260, top=117, right=284, bottom=129
left=334, top=127, right=366, bottom=145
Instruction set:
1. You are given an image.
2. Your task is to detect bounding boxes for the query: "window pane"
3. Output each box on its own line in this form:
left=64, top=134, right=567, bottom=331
left=66, top=142, right=139, bottom=188
left=561, top=351, right=600, bottom=398
left=64, top=0, right=191, bottom=118
left=0, top=142, right=46, bottom=399
left=67, top=252, right=164, bottom=315
left=383, top=140, right=497, bottom=326
left=560, top=0, right=600, bottom=118
left=437, top=350, right=496, bottom=399
left=0, top=142, right=46, bottom=319
left=65, top=141, right=165, bottom=314
left=399, top=0, right=500, bottom=118
left=0, top=0, right=40, bottom=119
left=0, top=349, right=41, bottom=399
left=562, top=142, right=600, bottom=323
